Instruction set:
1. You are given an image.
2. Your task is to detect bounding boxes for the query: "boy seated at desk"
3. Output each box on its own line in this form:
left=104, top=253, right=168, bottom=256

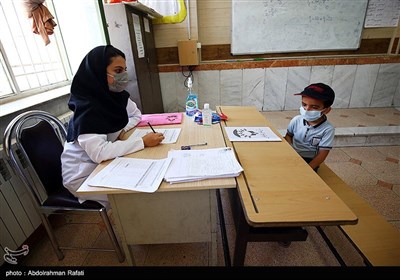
left=284, top=83, right=335, bottom=172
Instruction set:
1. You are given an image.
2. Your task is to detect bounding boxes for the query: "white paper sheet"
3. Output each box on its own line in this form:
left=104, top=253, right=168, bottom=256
left=87, top=157, right=172, bottom=192
left=164, top=148, right=243, bottom=183
left=131, top=128, right=181, bottom=144
left=224, top=127, right=282, bottom=142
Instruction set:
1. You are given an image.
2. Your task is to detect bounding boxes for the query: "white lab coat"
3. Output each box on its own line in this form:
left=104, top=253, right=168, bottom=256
left=61, top=99, right=144, bottom=208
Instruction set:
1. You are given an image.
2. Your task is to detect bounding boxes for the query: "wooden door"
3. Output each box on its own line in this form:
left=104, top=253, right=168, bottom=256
left=125, top=5, right=164, bottom=114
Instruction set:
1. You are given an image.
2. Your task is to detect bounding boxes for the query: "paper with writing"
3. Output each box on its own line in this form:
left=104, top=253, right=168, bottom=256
left=164, top=148, right=243, bottom=183
left=131, top=128, right=181, bottom=144
left=87, top=157, right=172, bottom=192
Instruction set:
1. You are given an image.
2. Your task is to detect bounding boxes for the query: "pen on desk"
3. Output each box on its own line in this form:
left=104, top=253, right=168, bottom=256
left=147, top=122, right=156, bottom=133
left=181, top=142, right=208, bottom=150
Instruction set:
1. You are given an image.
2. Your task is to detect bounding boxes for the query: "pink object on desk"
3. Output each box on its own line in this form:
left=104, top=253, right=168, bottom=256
left=136, top=113, right=183, bottom=127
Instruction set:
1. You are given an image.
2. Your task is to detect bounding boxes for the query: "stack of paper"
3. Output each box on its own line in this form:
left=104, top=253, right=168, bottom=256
left=87, top=157, right=172, bottom=192
left=164, top=148, right=244, bottom=183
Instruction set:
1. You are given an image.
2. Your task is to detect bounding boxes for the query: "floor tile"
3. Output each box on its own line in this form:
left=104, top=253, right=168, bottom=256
left=340, top=147, right=387, bottom=162
left=349, top=184, right=400, bottom=221
left=361, top=161, right=400, bottom=185
left=325, top=148, right=351, bottom=163
left=243, top=227, right=339, bottom=266
left=393, top=185, right=400, bottom=197
left=325, top=162, right=378, bottom=186
left=373, top=146, right=400, bottom=160
left=144, top=243, right=209, bottom=266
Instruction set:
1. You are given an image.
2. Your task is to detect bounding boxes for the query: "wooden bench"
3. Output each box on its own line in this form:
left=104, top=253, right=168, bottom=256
left=318, top=163, right=400, bottom=266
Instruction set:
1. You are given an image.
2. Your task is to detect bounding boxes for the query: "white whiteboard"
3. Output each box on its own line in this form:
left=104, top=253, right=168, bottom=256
left=231, top=0, right=369, bottom=55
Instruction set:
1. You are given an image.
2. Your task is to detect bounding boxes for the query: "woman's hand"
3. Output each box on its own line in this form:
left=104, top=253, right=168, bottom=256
left=142, top=132, right=164, bottom=147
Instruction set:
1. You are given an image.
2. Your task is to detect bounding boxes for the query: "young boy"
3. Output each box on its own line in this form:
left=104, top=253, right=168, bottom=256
left=284, top=83, right=335, bottom=171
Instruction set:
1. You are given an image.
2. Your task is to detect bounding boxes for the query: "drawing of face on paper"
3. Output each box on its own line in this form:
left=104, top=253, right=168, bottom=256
left=233, top=128, right=259, bottom=138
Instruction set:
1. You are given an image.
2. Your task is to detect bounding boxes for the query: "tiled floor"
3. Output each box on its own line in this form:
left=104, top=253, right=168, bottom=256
left=17, top=108, right=400, bottom=267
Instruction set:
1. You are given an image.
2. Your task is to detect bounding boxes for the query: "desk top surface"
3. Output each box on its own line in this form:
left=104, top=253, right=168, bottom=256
left=218, top=106, right=358, bottom=227
left=77, top=114, right=236, bottom=195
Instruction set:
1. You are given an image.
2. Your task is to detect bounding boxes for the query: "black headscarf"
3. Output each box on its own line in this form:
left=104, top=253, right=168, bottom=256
left=66, top=45, right=130, bottom=142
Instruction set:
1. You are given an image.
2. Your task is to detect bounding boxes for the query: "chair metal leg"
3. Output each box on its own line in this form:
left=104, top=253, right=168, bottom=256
left=99, top=208, right=125, bottom=263
left=40, top=214, right=64, bottom=260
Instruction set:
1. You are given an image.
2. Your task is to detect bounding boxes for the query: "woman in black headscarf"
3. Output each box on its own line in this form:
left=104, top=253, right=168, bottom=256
left=61, top=45, right=164, bottom=208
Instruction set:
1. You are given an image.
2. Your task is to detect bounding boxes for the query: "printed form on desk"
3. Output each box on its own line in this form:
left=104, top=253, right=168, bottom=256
left=164, top=148, right=243, bottom=183
left=87, top=157, right=172, bottom=192
left=131, top=128, right=181, bottom=144
left=224, top=127, right=282, bottom=142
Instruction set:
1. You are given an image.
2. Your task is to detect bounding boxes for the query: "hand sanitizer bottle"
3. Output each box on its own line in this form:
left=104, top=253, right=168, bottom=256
left=202, top=103, right=212, bottom=126
left=185, top=77, right=198, bottom=116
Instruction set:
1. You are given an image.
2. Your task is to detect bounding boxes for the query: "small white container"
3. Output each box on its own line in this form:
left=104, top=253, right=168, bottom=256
left=202, top=103, right=212, bottom=126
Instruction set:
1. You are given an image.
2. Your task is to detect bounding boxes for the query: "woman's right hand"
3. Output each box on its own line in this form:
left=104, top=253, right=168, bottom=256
left=142, top=132, right=164, bottom=147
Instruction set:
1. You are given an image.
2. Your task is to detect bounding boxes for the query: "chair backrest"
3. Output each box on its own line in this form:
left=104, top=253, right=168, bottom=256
left=20, top=120, right=64, bottom=196
left=3, top=111, right=68, bottom=206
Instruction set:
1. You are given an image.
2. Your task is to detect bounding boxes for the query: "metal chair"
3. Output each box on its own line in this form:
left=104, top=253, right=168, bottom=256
left=3, top=110, right=125, bottom=262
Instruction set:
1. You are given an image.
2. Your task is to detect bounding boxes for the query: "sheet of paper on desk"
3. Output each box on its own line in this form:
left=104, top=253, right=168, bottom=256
left=224, top=127, right=282, bottom=142
left=130, top=128, right=181, bottom=144
left=164, top=148, right=244, bottom=183
left=87, top=157, right=172, bottom=192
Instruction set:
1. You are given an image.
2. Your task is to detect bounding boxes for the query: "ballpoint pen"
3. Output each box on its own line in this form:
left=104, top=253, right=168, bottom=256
left=147, top=122, right=156, bottom=133
left=181, top=142, right=208, bottom=150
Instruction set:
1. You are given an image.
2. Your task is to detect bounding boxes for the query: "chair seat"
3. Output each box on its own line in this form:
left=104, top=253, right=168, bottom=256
left=43, top=188, right=104, bottom=210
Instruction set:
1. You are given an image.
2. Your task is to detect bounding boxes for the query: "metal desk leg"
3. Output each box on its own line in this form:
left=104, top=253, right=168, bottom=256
left=216, top=189, right=231, bottom=266
left=316, top=226, right=346, bottom=266
left=230, top=187, right=249, bottom=266
left=233, top=204, right=250, bottom=266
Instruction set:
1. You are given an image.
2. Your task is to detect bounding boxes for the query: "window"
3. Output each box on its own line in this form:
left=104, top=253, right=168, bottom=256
left=0, top=0, right=106, bottom=101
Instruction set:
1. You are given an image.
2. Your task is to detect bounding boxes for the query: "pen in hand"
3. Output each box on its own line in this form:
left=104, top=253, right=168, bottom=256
left=147, top=122, right=156, bottom=133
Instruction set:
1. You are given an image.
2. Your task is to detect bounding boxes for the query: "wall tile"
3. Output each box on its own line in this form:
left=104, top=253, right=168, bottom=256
left=350, top=64, right=379, bottom=108
left=310, top=65, right=334, bottom=85
left=263, top=67, right=288, bottom=111
left=332, top=65, right=357, bottom=108
left=394, top=77, right=400, bottom=107
left=159, top=73, right=178, bottom=113
left=198, top=70, right=220, bottom=110
left=371, top=63, right=400, bottom=107
left=285, top=66, right=311, bottom=110
left=220, top=70, right=242, bottom=106
left=243, top=68, right=264, bottom=110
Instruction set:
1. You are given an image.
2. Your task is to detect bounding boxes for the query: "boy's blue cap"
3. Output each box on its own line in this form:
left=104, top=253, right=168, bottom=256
left=294, top=83, right=335, bottom=102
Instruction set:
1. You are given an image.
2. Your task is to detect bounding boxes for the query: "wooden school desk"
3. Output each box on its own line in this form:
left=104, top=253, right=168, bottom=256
left=77, top=115, right=236, bottom=265
left=217, top=106, right=358, bottom=266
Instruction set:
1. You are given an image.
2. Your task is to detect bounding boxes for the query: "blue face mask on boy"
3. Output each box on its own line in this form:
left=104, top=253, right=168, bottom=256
left=107, top=72, right=129, bottom=92
left=299, top=106, right=324, bottom=121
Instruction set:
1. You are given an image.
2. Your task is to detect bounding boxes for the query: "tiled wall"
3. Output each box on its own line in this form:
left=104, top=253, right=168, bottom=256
left=159, top=63, right=400, bottom=112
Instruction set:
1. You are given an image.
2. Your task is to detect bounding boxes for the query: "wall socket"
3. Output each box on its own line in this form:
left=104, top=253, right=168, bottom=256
left=178, top=40, right=199, bottom=66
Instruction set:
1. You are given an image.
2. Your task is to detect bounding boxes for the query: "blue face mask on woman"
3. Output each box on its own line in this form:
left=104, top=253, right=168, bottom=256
left=299, top=106, right=324, bottom=122
left=107, top=72, right=129, bottom=92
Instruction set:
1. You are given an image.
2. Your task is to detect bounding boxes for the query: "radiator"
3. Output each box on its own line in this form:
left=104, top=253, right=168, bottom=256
left=0, top=150, right=41, bottom=266
left=0, top=112, right=72, bottom=265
